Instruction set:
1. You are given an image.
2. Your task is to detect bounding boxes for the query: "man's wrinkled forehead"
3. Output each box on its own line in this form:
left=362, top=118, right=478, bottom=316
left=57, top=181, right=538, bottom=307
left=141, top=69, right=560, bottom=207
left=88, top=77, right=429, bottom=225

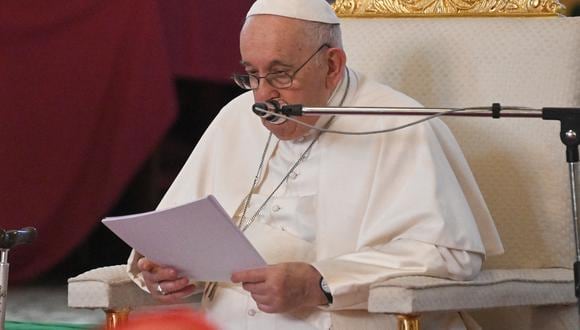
left=239, top=17, right=308, bottom=70
left=246, top=0, right=340, bottom=25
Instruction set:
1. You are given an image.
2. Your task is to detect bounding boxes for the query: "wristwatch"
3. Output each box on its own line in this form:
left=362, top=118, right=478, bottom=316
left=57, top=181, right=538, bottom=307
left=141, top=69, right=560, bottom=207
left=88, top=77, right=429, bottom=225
left=319, top=277, right=333, bottom=304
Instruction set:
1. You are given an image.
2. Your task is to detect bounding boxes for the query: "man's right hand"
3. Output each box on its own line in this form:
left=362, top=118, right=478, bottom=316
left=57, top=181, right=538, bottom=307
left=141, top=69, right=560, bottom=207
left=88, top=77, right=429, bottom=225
left=137, top=257, right=197, bottom=303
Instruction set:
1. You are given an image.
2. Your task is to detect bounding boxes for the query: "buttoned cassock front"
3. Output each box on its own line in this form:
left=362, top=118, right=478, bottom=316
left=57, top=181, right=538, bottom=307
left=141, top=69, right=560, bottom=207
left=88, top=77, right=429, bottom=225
left=127, top=68, right=503, bottom=329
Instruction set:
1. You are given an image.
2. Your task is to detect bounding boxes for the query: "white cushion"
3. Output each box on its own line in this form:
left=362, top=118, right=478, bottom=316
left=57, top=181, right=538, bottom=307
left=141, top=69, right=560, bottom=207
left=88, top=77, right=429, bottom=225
left=67, top=265, right=200, bottom=310
left=68, top=265, right=159, bottom=309
left=368, top=268, right=575, bottom=314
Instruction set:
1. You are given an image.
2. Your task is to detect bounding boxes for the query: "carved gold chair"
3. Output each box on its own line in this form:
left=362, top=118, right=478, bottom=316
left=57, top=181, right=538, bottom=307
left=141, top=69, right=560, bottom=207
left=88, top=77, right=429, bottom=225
left=68, top=1, right=580, bottom=329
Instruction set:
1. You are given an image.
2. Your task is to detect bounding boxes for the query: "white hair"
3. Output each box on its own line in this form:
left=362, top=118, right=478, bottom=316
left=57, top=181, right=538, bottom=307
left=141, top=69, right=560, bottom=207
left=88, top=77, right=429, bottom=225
left=308, top=21, right=343, bottom=49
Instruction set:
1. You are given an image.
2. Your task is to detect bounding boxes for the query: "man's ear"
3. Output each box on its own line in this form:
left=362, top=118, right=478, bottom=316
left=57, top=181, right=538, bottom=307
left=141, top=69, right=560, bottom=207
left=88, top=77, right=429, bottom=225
left=325, top=48, right=347, bottom=89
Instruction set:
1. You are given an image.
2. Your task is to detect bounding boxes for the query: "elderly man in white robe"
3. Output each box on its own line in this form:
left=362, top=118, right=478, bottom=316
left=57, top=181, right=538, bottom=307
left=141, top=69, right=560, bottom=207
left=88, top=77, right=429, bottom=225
left=127, top=0, right=504, bottom=329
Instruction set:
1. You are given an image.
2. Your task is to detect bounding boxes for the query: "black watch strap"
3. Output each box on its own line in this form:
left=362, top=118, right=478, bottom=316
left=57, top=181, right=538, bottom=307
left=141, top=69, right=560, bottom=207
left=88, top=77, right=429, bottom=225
left=319, top=277, right=333, bottom=304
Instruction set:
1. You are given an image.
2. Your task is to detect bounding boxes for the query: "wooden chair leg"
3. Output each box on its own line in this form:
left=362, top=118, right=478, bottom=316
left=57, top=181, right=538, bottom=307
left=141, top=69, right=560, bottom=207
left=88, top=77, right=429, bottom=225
left=105, top=308, right=130, bottom=329
left=397, top=314, right=420, bottom=330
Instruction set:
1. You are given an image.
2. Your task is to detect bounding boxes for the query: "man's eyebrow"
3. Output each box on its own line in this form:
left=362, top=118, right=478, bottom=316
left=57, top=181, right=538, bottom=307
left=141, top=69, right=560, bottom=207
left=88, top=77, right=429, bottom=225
left=239, top=60, right=293, bottom=70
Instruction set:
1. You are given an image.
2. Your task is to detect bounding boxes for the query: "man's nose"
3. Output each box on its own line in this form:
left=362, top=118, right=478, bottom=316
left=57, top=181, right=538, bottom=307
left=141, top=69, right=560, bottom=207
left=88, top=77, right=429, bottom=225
left=253, top=79, right=280, bottom=102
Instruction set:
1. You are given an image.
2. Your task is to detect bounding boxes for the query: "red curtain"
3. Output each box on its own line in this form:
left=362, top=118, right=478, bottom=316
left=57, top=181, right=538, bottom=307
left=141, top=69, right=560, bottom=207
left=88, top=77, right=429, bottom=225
left=0, top=0, right=254, bottom=284
left=157, top=0, right=254, bottom=81
left=0, top=0, right=177, bottom=283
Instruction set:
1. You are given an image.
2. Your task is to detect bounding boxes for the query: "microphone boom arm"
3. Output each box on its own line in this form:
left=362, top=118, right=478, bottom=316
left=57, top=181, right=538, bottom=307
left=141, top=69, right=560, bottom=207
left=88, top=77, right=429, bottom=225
left=281, top=103, right=545, bottom=118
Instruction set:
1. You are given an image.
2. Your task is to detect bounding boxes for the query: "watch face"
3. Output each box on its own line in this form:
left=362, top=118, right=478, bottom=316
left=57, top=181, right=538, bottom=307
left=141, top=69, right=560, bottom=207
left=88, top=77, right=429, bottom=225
left=320, top=277, right=333, bottom=304
left=321, top=278, right=330, bottom=293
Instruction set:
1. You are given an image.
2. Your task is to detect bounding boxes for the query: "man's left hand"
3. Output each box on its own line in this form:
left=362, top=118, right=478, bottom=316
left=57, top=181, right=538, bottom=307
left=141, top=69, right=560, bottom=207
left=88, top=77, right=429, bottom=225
left=231, top=262, right=328, bottom=313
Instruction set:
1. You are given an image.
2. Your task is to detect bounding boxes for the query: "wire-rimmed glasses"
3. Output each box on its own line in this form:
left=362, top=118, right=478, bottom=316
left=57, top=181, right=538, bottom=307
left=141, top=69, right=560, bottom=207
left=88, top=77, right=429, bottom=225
left=232, top=44, right=329, bottom=90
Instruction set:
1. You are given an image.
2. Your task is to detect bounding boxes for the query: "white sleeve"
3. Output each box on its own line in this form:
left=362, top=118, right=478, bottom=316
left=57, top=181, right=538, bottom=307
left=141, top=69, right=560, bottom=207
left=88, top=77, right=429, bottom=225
left=126, top=249, right=150, bottom=292
left=312, top=238, right=483, bottom=310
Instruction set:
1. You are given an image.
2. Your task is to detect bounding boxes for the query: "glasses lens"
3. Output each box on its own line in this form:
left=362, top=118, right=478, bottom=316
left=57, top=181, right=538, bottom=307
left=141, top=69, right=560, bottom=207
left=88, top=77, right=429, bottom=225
left=233, top=74, right=253, bottom=90
left=267, top=72, right=292, bottom=89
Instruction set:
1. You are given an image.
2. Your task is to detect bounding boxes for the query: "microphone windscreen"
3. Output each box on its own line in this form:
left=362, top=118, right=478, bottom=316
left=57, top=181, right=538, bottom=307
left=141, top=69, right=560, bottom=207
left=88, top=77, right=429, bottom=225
left=252, top=103, right=270, bottom=117
left=252, top=100, right=287, bottom=124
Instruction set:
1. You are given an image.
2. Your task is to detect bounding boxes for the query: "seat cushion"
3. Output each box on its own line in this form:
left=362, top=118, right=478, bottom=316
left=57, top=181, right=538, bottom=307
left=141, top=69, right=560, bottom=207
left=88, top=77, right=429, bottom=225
left=368, top=268, right=576, bottom=314
left=68, top=265, right=161, bottom=310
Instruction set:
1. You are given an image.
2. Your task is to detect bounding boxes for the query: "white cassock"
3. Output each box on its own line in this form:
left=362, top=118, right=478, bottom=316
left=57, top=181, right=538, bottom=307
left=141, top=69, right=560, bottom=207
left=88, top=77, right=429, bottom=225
left=127, top=68, right=504, bottom=330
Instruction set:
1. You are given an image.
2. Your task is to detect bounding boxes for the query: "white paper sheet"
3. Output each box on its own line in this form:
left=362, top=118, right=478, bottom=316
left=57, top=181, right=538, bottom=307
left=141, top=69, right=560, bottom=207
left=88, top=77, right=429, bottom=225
left=102, top=195, right=266, bottom=281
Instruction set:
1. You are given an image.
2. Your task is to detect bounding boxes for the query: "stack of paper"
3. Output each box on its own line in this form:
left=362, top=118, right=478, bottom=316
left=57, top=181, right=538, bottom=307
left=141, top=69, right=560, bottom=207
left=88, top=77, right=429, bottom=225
left=102, top=195, right=266, bottom=281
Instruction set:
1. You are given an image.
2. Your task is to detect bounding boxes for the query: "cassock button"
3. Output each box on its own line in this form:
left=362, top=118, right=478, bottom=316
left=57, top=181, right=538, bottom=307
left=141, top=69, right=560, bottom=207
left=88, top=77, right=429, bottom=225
left=272, top=205, right=281, bottom=212
left=248, top=309, right=257, bottom=316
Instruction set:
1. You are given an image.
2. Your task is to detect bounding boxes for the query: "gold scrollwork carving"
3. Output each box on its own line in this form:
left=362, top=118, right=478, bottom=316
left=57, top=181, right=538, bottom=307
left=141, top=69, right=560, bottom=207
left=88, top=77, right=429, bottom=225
left=332, top=0, right=565, bottom=16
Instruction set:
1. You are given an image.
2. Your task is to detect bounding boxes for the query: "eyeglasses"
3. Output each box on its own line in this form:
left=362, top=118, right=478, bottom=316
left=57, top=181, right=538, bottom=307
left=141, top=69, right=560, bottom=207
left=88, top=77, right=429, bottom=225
left=232, top=44, right=329, bottom=90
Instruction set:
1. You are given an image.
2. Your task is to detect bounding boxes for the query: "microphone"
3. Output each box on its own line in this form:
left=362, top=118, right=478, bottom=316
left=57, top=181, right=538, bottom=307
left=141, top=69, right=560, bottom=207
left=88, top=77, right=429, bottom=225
left=252, top=99, right=288, bottom=124
left=0, top=227, right=37, bottom=249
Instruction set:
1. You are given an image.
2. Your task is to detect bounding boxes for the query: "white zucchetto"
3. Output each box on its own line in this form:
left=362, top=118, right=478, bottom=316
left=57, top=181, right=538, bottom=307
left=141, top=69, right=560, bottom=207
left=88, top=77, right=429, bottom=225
left=246, top=0, right=340, bottom=25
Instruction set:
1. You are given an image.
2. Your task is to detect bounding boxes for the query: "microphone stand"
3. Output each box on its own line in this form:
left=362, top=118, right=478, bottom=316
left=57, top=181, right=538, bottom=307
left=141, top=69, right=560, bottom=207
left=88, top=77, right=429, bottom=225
left=281, top=102, right=580, bottom=314
left=0, top=227, right=37, bottom=330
